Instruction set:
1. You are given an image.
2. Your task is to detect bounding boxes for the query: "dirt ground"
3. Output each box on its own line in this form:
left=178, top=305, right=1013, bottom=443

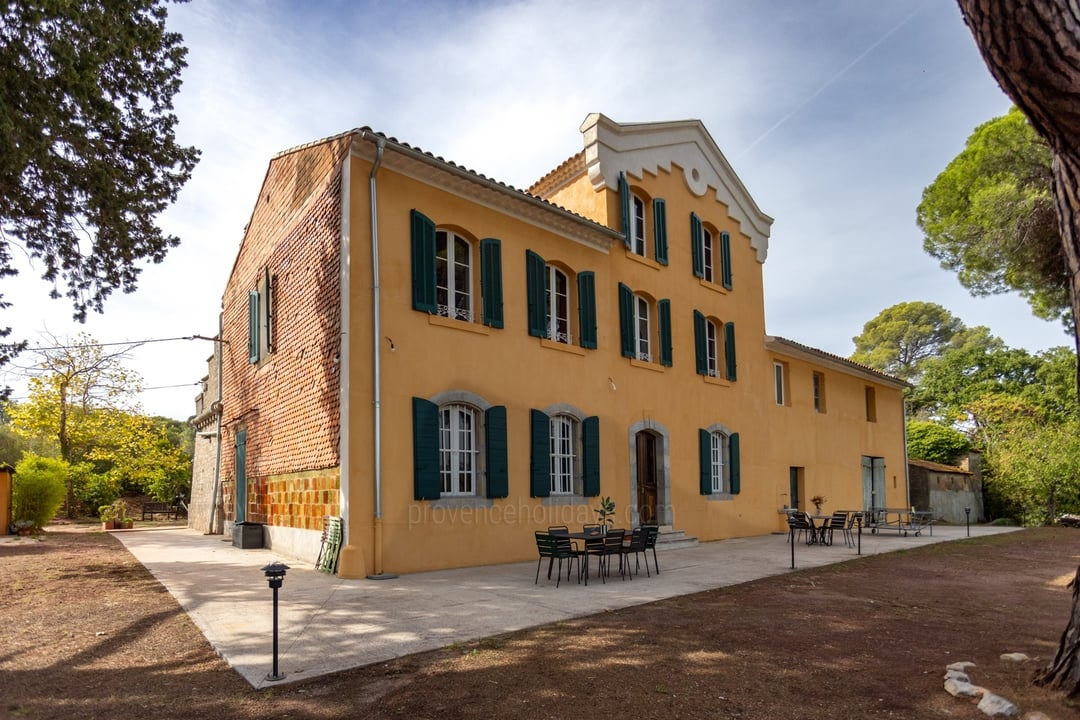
left=2, top=526, right=1080, bottom=720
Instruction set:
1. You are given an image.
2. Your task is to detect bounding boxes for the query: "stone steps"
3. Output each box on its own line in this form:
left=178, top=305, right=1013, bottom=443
left=656, top=524, right=699, bottom=551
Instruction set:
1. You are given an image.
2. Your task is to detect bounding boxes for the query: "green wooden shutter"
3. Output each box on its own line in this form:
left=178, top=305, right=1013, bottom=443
left=699, top=429, right=711, bottom=495
left=235, top=429, right=247, bottom=522
left=693, top=310, right=707, bottom=375
left=410, top=210, right=437, bottom=313
left=724, top=321, right=737, bottom=381
left=653, top=198, right=668, bottom=265
left=412, top=397, right=441, bottom=500
left=480, top=238, right=504, bottom=329
left=247, top=291, right=259, bottom=363
left=720, top=231, right=733, bottom=289
left=729, top=432, right=741, bottom=494
left=690, top=212, right=704, bottom=278
left=485, top=406, right=508, bottom=498
left=658, top=299, right=672, bottom=367
left=618, top=283, right=634, bottom=358
left=618, top=172, right=631, bottom=249
left=526, top=250, right=547, bottom=337
left=578, top=271, right=597, bottom=349
left=582, top=415, right=600, bottom=497
left=410, top=399, right=440, bottom=500
left=529, top=409, right=550, bottom=497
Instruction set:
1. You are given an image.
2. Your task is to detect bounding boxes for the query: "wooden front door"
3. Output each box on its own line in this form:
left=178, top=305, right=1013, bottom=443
left=636, top=431, right=658, bottom=525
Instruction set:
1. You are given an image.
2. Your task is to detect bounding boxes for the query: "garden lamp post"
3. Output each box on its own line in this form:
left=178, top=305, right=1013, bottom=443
left=262, top=560, right=289, bottom=682
left=964, top=507, right=971, bottom=537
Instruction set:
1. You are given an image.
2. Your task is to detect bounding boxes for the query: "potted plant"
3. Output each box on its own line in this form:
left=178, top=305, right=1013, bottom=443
left=594, top=496, right=615, bottom=534
left=13, top=519, right=35, bottom=536
left=112, top=500, right=134, bottom=530
left=99, top=504, right=116, bottom=530
left=810, top=495, right=827, bottom=516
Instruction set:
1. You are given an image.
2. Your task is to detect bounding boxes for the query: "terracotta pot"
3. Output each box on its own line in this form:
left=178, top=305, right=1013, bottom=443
left=102, top=520, right=117, bottom=530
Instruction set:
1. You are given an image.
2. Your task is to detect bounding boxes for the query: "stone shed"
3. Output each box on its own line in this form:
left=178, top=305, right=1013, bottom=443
left=908, top=453, right=983, bottom=523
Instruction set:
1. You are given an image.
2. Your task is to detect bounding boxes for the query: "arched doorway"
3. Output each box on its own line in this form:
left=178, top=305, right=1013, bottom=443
left=636, top=431, right=659, bottom=525
left=628, top=420, right=670, bottom=526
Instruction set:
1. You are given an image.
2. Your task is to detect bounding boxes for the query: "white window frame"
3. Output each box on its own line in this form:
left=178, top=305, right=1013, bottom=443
left=710, top=431, right=728, bottom=493
left=549, top=415, right=577, bottom=495
left=631, top=193, right=646, bottom=256
left=634, top=294, right=651, bottom=362
left=545, top=265, right=572, bottom=344
left=439, top=403, right=478, bottom=496
left=774, top=362, right=786, bottom=406
left=813, top=372, right=825, bottom=412
left=435, top=230, right=473, bottom=322
left=705, top=318, right=719, bottom=377
left=702, top=227, right=715, bottom=283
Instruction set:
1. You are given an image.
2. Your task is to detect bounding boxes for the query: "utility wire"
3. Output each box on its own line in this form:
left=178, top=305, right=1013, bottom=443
left=22, top=335, right=221, bottom=352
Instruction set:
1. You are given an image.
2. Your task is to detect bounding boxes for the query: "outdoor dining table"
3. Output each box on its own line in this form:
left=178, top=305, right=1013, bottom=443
left=557, top=530, right=612, bottom=583
left=805, top=515, right=830, bottom=545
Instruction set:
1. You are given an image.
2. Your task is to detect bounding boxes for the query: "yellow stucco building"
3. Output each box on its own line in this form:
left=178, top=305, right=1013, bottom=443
left=212, top=114, right=909, bottom=577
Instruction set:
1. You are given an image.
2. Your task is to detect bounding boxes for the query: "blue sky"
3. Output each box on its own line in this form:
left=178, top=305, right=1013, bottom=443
left=3, top=0, right=1070, bottom=419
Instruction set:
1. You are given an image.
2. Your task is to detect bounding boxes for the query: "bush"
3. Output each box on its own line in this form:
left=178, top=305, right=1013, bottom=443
left=12, top=454, right=67, bottom=529
left=72, top=463, right=121, bottom=516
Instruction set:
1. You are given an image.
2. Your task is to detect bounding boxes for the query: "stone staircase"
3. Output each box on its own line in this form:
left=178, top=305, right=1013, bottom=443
left=655, top=524, right=698, bottom=550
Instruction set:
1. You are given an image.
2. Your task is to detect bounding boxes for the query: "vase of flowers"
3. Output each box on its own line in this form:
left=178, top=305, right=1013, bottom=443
left=810, top=495, right=827, bottom=515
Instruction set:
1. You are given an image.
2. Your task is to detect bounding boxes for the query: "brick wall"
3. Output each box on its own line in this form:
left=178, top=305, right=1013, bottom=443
left=219, top=135, right=352, bottom=524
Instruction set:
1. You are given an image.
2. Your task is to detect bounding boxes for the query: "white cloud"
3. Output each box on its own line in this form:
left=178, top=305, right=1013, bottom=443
left=3, top=0, right=1068, bottom=420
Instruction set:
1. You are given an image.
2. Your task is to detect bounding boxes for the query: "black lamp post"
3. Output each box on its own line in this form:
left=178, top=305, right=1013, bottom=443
left=262, top=560, right=289, bottom=682
left=964, top=507, right=971, bottom=537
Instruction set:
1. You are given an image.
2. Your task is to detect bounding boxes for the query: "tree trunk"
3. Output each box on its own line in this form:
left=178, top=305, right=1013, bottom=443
left=955, top=0, right=1080, bottom=405
left=1034, top=566, right=1080, bottom=696
left=956, top=0, right=1080, bottom=696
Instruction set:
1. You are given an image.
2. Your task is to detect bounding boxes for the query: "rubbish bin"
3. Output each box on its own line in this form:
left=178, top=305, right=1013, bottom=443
left=232, top=521, right=264, bottom=549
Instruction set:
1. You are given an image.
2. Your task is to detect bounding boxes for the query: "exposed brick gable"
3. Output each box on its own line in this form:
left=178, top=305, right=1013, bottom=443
left=219, top=135, right=352, bottom=523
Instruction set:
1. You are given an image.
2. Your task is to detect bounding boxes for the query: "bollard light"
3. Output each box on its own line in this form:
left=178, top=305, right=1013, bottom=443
left=964, top=507, right=971, bottom=537
left=262, top=560, right=290, bottom=682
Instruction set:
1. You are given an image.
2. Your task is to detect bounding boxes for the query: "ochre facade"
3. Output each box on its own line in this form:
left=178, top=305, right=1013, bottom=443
left=213, top=115, right=909, bottom=577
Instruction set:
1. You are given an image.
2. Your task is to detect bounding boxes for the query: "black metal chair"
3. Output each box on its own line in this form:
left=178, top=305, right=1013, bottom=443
left=620, top=527, right=650, bottom=579
left=844, top=511, right=863, bottom=547
left=534, top=531, right=577, bottom=588
left=787, top=512, right=814, bottom=544
left=823, top=511, right=849, bottom=546
left=641, top=524, right=660, bottom=575
left=584, top=528, right=625, bottom=584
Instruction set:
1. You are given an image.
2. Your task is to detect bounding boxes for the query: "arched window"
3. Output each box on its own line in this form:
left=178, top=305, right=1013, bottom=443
left=705, top=317, right=719, bottom=377
left=630, top=193, right=646, bottom=256
left=633, top=293, right=651, bottom=362
left=699, top=425, right=740, bottom=496
left=439, top=403, right=478, bottom=495
left=702, top=226, right=715, bottom=283
left=710, top=430, right=727, bottom=493
left=549, top=414, right=577, bottom=494
left=435, top=230, right=473, bottom=321
left=546, top=265, right=571, bottom=344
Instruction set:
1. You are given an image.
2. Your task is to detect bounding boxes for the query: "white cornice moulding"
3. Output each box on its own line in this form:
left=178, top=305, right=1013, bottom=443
left=581, top=112, right=773, bottom=263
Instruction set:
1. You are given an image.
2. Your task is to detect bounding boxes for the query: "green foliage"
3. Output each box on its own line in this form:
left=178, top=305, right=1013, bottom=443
left=906, top=421, right=971, bottom=465
left=0, top=0, right=199, bottom=323
left=850, top=302, right=964, bottom=381
left=72, top=462, right=120, bottom=516
left=8, top=335, right=192, bottom=513
left=594, top=496, right=615, bottom=527
left=12, top=453, right=67, bottom=528
left=917, top=108, right=1069, bottom=327
left=984, top=418, right=1080, bottom=526
left=908, top=326, right=1039, bottom=420
left=0, top=422, right=31, bottom=465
